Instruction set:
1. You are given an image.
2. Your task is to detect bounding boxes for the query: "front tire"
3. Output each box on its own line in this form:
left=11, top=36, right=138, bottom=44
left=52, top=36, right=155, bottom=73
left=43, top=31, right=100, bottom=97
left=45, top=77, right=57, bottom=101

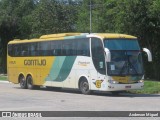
left=79, top=79, right=91, bottom=95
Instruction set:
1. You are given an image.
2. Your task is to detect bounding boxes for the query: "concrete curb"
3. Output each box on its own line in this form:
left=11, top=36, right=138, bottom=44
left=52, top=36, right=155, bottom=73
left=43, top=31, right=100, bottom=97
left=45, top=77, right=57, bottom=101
left=0, top=81, right=10, bottom=83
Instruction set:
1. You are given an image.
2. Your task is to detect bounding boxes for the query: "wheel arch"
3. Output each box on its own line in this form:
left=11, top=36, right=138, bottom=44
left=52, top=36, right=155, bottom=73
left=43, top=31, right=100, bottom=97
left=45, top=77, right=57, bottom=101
left=26, top=73, right=34, bottom=83
left=18, top=73, right=25, bottom=83
left=78, top=75, right=90, bottom=89
left=26, top=73, right=32, bottom=79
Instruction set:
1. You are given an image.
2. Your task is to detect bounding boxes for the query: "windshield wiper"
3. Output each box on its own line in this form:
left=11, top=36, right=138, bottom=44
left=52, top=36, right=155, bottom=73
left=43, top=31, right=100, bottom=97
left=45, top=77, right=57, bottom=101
left=119, top=55, right=138, bottom=75
left=119, top=61, right=127, bottom=76
left=128, top=58, right=138, bottom=75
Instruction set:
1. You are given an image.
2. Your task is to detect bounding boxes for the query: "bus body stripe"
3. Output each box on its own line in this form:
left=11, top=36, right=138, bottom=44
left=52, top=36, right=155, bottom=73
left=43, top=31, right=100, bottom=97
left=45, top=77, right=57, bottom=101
left=45, top=56, right=66, bottom=81
left=54, top=56, right=76, bottom=82
left=45, top=56, right=76, bottom=82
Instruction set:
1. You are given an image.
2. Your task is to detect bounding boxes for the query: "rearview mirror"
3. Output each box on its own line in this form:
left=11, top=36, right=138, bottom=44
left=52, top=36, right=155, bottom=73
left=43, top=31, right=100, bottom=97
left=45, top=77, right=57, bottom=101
left=143, top=48, right=152, bottom=62
left=105, top=48, right=111, bottom=62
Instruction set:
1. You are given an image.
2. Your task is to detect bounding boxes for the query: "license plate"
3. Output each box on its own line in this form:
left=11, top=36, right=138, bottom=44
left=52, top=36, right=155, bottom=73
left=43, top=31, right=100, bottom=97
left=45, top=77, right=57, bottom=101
left=125, top=86, right=131, bottom=88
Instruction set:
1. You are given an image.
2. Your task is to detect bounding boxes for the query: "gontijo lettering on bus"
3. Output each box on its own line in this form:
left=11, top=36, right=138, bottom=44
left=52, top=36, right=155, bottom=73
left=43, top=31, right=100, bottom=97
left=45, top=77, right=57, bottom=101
left=24, top=59, right=46, bottom=66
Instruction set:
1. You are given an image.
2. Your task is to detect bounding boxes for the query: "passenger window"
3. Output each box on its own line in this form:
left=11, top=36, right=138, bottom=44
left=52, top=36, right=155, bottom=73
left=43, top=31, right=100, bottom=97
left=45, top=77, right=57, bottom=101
left=62, top=44, right=72, bottom=56
left=21, top=44, right=29, bottom=56
left=50, top=41, right=62, bottom=56
left=14, top=44, right=21, bottom=56
left=8, top=44, right=13, bottom=56
left=29, top=43, right=39, bottom=56
left=77, top=39, right=90, bottom=56
left=39, top=42, right=51, bottom=56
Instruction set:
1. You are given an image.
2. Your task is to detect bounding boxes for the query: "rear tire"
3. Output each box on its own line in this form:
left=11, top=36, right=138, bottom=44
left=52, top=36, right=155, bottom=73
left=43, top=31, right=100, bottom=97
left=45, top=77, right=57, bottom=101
left=27, top=76, right=35, bottom=89
left=19, top=75, right=27, bottom=89
left=79, top=79, right=91, bottom=95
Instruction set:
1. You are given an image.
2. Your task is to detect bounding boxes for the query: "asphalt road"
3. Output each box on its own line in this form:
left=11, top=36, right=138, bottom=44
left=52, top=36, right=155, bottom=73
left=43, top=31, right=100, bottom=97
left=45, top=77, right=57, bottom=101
left=0, top=82, right=160, bottom=120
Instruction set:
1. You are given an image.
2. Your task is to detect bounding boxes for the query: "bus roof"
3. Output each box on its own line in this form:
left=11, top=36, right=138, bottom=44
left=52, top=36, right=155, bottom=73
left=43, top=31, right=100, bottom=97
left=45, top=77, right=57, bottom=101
left=94, top=33, right=137, bottom=39
left=8, top=33, right=137, bottom=44
left=40, top=33, right=137, bottom=39
left=40, top=33, right=82, bottom=39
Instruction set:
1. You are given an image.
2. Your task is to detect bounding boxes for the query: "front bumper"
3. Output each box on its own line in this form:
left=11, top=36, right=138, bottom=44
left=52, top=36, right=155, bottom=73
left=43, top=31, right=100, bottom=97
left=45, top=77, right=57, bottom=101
left=105, top=82, right=144, bottom=91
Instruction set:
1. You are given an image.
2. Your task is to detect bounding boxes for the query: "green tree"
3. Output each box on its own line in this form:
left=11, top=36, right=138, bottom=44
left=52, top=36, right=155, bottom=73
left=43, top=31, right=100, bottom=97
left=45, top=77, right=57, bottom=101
left=76, top=0, right=118, bottom=33
left=29, top=0, right=78, bottom=38
left=0, top=0, right=35, bottom=73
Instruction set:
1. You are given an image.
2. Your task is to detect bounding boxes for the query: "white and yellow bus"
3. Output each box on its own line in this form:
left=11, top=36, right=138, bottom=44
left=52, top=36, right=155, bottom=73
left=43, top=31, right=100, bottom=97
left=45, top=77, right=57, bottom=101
left=7, top=33, right=152, bottom=94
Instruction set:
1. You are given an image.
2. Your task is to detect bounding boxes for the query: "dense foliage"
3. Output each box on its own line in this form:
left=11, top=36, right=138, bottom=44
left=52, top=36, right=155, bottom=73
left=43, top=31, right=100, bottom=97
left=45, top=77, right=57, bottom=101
left=0, top=0, right=159, bottom=80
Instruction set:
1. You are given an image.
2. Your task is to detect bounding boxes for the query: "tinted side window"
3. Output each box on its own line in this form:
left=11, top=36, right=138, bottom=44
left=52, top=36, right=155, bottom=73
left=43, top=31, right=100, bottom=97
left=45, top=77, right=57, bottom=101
left=8, top=44, right=13, bottom=56
left=62, top=43, right=72, bottom=56
left=39, top=41, right=51, bottom=56
left=50, top=41, right=62, bottom=56
left=70, top=40, right=77, bottom=56
left=91, top=38, right=106, bottom=75
left=29, top=42, right=39, bottom=56
left=61, top=40, right=77, bottom=56
left=14, top=44, right=21, bottom=56
left=21, top=44, right=29, bottom=56
left=77, top=38, right=90, bottom=56
left=8, top=38, right=90, bottom=57
left=8, top=44, right=22, bottom=57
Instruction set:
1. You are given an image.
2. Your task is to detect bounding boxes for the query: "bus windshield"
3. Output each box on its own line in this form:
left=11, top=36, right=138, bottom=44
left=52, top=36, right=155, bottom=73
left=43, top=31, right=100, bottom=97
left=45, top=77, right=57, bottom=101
left=104, top=39, right=144, bottom=76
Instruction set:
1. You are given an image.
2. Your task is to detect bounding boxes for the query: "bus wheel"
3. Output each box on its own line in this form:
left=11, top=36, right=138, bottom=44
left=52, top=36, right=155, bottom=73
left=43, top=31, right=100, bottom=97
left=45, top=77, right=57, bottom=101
left=19, top=75, right=27, bottom=89
left=26, top=76, right=34, bottom=89
left=79, top=79, right=91, bottom=95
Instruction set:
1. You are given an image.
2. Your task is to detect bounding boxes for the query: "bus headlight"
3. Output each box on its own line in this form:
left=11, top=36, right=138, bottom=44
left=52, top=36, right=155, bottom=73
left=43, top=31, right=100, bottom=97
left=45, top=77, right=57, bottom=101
left=138, top=80, right=144, bottom=83
left=108, top=80, right=119, bottom=84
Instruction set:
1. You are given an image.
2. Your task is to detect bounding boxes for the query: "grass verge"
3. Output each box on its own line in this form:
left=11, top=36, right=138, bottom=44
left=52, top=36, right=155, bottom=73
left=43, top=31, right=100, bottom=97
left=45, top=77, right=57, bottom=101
left=0, top=75, right=8, bottom=81
left=129, top=80, right=160, bottom=94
